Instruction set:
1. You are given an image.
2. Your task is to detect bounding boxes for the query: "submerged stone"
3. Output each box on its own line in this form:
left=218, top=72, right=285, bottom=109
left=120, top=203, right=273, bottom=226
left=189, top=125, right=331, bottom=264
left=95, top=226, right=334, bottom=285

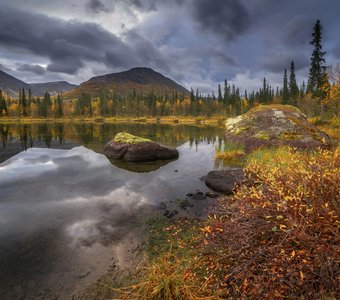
left=104, top=132, right=179, bottom=162
left=225, top=104, right=331, bottom=150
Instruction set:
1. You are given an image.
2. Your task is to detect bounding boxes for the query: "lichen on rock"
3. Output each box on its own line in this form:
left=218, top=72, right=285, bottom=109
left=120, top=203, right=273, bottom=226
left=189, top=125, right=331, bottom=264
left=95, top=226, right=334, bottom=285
left=224, top=104, right=330, bottom=150
left=113, top=132, right=151, bottom=144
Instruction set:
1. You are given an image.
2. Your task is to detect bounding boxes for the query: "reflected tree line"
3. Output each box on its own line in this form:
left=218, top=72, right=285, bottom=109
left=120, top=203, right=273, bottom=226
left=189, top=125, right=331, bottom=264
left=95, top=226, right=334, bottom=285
left=0, top=123, right=226, bottom=153
left=0, top=123, right=65, bottom=150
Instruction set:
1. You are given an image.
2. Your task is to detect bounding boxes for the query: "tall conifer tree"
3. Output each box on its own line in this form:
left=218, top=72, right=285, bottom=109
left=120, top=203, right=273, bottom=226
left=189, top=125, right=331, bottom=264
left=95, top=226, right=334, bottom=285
left=307, top=19, right=327, bottom=98
left=282, top=69, right=290, bottom=104
left=289, top=61, right=299, bottom=106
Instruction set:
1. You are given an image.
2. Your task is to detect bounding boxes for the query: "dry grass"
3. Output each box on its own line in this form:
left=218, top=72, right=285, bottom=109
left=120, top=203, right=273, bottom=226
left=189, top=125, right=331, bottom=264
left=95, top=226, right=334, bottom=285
left=215, top=141, right=245, bottom=161
left=202, top=146, right=340, bottom=299
left=116, top=146, right=339, bottom=299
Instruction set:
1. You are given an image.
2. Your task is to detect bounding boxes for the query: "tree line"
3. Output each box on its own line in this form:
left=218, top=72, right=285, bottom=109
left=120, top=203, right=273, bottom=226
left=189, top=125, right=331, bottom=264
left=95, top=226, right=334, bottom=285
left=0, top=20, right=338, bottom=119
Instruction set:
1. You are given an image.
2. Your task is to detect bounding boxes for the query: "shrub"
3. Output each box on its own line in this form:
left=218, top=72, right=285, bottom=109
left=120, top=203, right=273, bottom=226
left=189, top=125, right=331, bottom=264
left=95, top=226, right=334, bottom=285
left=204, top=146, right=340, bottom=299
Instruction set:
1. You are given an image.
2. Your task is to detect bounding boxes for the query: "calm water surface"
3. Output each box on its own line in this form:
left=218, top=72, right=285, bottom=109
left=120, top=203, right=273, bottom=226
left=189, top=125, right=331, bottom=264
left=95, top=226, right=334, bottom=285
left=0, top=122, right=228, bottom=299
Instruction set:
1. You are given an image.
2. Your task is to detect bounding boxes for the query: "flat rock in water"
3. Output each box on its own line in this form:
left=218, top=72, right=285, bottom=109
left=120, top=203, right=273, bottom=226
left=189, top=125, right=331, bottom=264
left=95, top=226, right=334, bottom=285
left=225, top=104, right=331, bottom=150
left=205, top=168, right=244, bottom=194
left=104, top=132, right=179, bottom=162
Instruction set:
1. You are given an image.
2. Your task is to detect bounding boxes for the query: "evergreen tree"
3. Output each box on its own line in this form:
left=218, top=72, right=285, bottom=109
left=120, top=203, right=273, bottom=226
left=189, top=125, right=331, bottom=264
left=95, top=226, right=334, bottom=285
left=307, top=19, right=328, bottom=98
left=289, top=61, right=299, bottom=106
left=276, top=86, right=280, bottom=98
left=190, top=88, right=195, bottom=102
left=22, top=88, right=27, bottom=117
left=217, top=84, right=223, bottom=102
left=300, top=81, right=306, bottom=98
left=0, top=90, right=4, bottom=117
left=55, top=94, right=63, bottom=117
left=282, top=69, right=290, bottom=104
left=41, top=92, right=52, bottom=117
left=223, top=79, right=229, bottom=106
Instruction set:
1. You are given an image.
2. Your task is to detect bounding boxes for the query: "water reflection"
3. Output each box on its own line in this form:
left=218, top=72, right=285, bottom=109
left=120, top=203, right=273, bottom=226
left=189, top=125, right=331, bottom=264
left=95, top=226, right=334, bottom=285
left=0, top=123, right=226, bottom=163
left=0, top=122, right=229, bottom=299
left=108, top=157, right=178, bottom=173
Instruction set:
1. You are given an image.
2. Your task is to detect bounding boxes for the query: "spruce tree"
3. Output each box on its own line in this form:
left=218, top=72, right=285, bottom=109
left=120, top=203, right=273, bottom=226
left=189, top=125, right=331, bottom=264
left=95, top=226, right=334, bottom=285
left=300, top=81, right=306, bottom=98
left=282, top=69, right=290, bottom=104
left=223, top=79, right=229, bottom=106
left=0, top=90, right=3, bottom=117
left=307, top=19, right=327, bottom=98
left=42, top=92, right=51, bottom=118
left=56, top=94, right=63, bottom=117
left=22, top=88, right=27, bottom=117
left=289, top=61, right=299, bottom=106
left=217, top=84, right=223, bottom=102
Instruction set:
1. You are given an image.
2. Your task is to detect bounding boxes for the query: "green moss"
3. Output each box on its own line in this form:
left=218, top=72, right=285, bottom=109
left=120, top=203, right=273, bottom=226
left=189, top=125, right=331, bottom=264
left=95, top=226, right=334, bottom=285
left=253, top=131, right=270, bottom=140
left=113, top=132, right=152, bottom=144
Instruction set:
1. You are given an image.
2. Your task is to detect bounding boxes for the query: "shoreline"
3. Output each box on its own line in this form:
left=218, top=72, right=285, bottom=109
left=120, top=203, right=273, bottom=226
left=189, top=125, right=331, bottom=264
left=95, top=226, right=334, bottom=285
left=72, top=193, right=221, bottom=299
left=0, top=116, right=226, bottom=126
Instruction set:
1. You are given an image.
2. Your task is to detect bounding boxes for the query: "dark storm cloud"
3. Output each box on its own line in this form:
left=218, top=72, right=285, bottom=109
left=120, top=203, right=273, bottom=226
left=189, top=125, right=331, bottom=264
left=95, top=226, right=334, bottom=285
left=283, top=15, right=315, bottom=47
left=332, top=45, right=340, bottom=59
left=86, top=0, right=109, bottom=13
left=191, top=0, right=250, bottom=42
left=0, top=0, right=339, bottom=90
left=123, top=30, right=170, bottom=71
left=0, top=5, right=167, bottom=75
left=261, top=51, right=309, bottom=73
left=0, top=63, right=12, bottom=73
left=17, top=63, right=46, bottom=75
left=123, top=0, right=185, bottom=11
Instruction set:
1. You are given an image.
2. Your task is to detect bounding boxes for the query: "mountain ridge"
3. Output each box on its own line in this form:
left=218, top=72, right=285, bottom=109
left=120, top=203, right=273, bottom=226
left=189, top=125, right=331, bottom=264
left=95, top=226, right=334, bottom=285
left=0, top=67, right=189, bottom=98
left=65, top=67, right=189, bottom=98
left=0, top=70, right=77, bottom=97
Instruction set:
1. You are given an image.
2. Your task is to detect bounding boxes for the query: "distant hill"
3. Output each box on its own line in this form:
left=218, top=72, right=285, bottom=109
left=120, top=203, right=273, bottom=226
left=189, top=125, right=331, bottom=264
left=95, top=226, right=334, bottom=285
left=0, top=67, right=188, bottom=99
left=29, top=81, right=78, bottom=96
left=66, top=67, right=189, bottom=98
left=0, top=69, right=77, bottom=97
left=0, top=70, right=31, bottom=97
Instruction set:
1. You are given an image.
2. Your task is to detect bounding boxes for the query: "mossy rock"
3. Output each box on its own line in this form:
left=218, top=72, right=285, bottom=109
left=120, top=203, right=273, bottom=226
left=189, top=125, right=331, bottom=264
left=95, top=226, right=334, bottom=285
left=104, top=132, right=179, bottom=162
left=113, top=132, right=151, bottom=144
left=225, top=104, right=331, bottom=150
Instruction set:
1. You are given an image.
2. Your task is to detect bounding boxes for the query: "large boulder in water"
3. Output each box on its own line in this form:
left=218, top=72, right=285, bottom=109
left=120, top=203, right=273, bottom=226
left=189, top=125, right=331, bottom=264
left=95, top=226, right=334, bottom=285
left=104, top=132, right=179, bottom=162
left=225, top=104, right=330, bottom=150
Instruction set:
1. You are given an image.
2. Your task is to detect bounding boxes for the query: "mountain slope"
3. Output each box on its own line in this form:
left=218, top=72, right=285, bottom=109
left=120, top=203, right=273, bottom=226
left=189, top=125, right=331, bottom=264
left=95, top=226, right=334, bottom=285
left=30, top=81, right=78, bottom=96
left=0, top=70, right=31, bottom=97
left=66, top=67, right=189, bottom=98
left=0, top=69, right=77, bottom=97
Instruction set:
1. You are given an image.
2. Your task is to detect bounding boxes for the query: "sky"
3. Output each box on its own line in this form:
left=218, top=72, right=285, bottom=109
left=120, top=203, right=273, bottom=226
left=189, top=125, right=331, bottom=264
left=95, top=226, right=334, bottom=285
left=0, top=0, right=339, bottom=94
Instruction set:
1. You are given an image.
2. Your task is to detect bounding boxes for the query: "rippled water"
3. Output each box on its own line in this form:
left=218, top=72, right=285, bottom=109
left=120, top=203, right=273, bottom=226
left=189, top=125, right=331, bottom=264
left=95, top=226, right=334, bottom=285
left=0, top=122, right=227, bottom=299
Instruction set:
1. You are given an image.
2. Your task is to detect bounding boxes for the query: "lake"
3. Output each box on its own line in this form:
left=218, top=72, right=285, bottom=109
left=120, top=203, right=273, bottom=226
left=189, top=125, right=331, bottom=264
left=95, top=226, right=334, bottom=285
left=0, top=122, right=229, bottom=299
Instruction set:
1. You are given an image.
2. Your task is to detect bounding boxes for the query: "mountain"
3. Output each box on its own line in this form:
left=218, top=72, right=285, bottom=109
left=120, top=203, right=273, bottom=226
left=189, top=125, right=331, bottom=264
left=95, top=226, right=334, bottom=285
left=29, top=81, right=78, bottom=96
left=0, top=69, right=77, bottom=97
left=0, top=70, right=31, bottom=97
left=0, top=67, right=188, bottom=99
left=66, top=67, right=189, bottom=98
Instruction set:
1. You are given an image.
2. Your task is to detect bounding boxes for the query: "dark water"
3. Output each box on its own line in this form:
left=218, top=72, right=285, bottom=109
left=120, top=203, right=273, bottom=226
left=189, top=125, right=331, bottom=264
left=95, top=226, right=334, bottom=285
left=0, top=122, right=227, bottom=299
